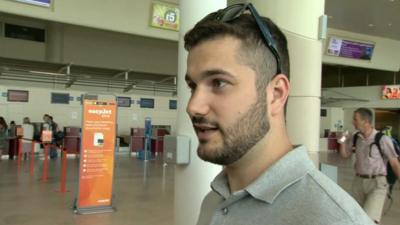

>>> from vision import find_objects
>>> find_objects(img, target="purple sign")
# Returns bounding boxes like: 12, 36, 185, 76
15, 0, 51, 7
327, 37, 374, 60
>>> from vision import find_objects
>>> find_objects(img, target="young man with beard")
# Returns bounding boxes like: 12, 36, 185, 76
184, 3, 374, 225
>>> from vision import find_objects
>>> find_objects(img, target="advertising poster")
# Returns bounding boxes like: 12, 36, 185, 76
14, 0, 51, 7
150, 2, 179, 31
76, 100, 116, 212
382, 85, 400, 100
327, 37, 374, 60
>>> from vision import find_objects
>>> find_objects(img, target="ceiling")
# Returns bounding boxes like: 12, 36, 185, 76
325, 0, 400, 40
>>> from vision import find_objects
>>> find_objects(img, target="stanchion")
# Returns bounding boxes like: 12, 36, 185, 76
57, 148, 69, 192
29, 141, 35, 176
41, 144, 49, 182
17, 138, 22, 170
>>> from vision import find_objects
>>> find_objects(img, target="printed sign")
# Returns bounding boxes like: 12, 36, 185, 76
41, 130, 53, 143
327, 37, 374, 60
150, 2, 180, 31
14, 0, 51, 7
382, 85, 400, 99
16, 127, 23, 136
77, 100, 116, 211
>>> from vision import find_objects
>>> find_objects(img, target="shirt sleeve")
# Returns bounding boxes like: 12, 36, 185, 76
380, 136, 398, 160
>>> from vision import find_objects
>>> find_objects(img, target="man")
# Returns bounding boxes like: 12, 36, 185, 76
21, 117, 34, 160
184, 3, 374, 225
338, 108, 400, 224
42, 114, 59, 159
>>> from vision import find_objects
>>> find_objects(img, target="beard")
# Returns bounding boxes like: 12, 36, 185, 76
195, 91, 270, 165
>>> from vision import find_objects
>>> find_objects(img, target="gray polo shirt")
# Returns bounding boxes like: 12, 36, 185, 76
196, 146, 374, 225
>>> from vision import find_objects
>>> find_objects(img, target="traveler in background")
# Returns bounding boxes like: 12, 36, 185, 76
42, 114, 59, 159
184, 3, 374, 225
0, 117, 8, 160
338, 108, 400, 224
8, 120, 16, 160
21, 117, 34, 160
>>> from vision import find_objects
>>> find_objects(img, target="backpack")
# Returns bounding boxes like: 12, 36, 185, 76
352, 131, 400, 196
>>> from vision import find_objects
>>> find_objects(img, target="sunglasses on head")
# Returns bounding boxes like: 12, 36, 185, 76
214, 3, 282, 75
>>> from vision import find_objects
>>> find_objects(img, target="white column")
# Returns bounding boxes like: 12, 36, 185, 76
175, 1, 226, 225
251, 0, 325, 157
46, 22, 64, 63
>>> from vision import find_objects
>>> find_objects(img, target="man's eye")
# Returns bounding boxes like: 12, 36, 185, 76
212, 79, 227, 88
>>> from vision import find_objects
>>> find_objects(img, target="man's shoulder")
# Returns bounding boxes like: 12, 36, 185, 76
296, 170, 374, 224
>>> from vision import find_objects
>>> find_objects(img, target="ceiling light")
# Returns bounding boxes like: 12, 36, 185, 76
29, 70, 65, 76
388, 23, 392, 26
368, 23, 375, 27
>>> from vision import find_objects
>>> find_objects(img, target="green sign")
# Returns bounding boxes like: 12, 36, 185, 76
150, 2, 180, 31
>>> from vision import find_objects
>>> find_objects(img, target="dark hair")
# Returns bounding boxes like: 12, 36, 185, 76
355, 108, 373, 124
0, 117, 7, 129
184, 12, 290, 91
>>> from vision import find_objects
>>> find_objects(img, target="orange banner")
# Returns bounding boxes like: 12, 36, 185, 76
77, 100, 117, 209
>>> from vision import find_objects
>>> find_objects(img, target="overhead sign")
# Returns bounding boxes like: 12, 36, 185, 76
326, 36, 374, 60
76, 100, 117, 214
382, 85, 400, 99
14, 0, 51, 7
150, 2, 179, 31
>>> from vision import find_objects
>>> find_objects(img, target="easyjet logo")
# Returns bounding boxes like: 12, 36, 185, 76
88, 109, 112, 115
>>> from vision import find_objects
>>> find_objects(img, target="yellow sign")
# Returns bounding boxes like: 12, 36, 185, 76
150, 2, 180, 31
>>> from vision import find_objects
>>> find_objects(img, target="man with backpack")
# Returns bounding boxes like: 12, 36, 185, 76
338, 108, 400, 224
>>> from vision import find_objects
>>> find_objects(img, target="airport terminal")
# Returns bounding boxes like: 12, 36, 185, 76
0, 0, 399, 225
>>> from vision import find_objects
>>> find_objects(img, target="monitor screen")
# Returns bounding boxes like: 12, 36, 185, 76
382, 85, 400, 100
117, 97, 131, 107
140, 98, 154, 108
51, 93, 70, 104
14, 0, 51, 7
7, 90, 29, 102
169, 100, 177, 110
326, 37, 374, 60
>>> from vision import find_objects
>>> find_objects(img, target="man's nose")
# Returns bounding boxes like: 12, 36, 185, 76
186, 89, 210, 118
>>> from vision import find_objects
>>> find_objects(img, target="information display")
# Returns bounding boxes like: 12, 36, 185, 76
117, 96, 131, 107
7, 90, 29, 102
382, 85, 400, 99
14, 0, 51, 7
169, 100, 177, 110
326, 36, 374, 60
140, 98, 154, 108
150, 2, 179, 31
76, 100, 116, 212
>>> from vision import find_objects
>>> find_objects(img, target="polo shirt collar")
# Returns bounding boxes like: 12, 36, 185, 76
210, 146, 314, 204
356, 128, 378, 141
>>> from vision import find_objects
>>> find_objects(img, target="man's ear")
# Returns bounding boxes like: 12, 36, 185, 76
268, 74, 290, 116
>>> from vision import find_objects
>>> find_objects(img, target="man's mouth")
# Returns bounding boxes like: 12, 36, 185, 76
193, 124, 219, 139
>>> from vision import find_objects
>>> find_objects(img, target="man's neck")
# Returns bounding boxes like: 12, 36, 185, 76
224, 129, 292, 193
360, 126, 374, 138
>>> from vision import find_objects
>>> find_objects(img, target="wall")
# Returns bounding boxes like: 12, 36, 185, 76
322, 86, 400, 108
0, 0, 179, 41
0, 13, 178, 75
62, 24, 178, 75
0, 83, 178, 136
323, 28, 400, 72
320, 107, 344, 137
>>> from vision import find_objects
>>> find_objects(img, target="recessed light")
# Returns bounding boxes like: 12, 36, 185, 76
388, 23, 392, 26
368, 23, 375, 27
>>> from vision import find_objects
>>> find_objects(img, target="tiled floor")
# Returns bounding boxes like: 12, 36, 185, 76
0, 153, 174, 225
0, 152, 399, 225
